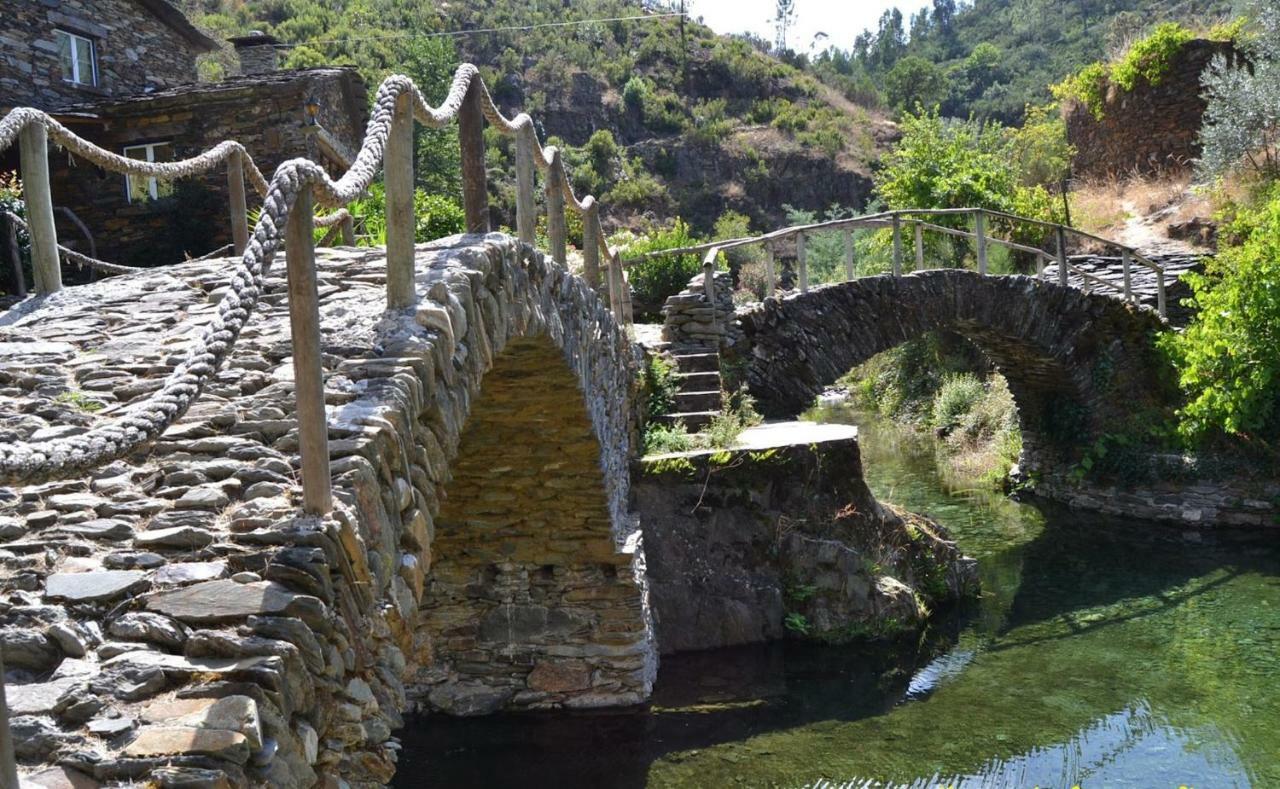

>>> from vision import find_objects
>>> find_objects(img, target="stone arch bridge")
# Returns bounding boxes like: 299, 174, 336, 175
731, 269, 1174, 471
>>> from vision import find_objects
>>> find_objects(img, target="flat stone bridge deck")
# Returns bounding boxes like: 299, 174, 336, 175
0, 235, 652, 787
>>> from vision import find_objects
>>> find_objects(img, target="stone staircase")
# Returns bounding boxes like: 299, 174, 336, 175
657, 348, 722, 432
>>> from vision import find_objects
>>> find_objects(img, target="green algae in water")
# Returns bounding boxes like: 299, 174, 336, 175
393, 406, 1280, 788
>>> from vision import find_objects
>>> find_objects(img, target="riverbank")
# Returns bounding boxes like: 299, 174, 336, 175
392, 406, 1280, 787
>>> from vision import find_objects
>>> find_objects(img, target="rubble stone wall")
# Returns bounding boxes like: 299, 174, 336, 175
0, 234, 654, 787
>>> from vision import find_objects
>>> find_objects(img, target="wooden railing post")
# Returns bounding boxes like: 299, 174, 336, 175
607, 251, 624, 322
621, 265, 634, 324
0, 651, 17, 789
227, 149, 249, 256
459, 77, 489, 233
974, 209, 988, 276
339, 213, 356, 246
514, 128, 536, 245
19, 121, 60, 294
913, 221, 924, 271
582, 204, 601, 288
764, 244, 776, 297
843, 228, 854, 281
285, 186, 332, 516
385, 91, 416, 309
797, 232, 808, 293
5, 215, 25, 298
891, 214, 903, 276
1036, 253, 1045, 280
702, 250, 717, 329
545, 150, 567, 266
1056, 226, 1069, 287
1155, 267, 1167, 318
1121, 248, 1133, 302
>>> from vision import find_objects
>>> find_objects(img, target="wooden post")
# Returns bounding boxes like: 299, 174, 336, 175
459, 78, 489, 233
974, 209, 988, 276
385, 92, 415, 310
0, 650, 16, 789
5, 215, 24, 298
621, 265, 634, 325
285, 187, 332, 516
797, 232, 808, 293
1036, 253, 1045, 280
1056, 226, 1069, 287
1156, 267, 1167, 318
582, 206, 601, 289
764, 244, 776, 297
607, 252, 624, 322
340, 212, 356, 246
19, 122, 59, 294
891, 214, 903, 276
913, 221, 924, 271
545, 151, 567, 266
227, 149, 249, 256
702, 252, 716, 308
515, 128, 536, 244
843, 228, 854, 281
1121, 248, 1133, 302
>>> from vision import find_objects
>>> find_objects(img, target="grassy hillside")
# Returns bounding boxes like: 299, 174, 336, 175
181, 0, 895, 236
813, 0, 1236, 125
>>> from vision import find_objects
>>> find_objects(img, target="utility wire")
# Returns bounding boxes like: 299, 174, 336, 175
300, 12, 687, 47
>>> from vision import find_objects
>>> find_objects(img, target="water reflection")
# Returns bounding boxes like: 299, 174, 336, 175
393, 407, 1280, 788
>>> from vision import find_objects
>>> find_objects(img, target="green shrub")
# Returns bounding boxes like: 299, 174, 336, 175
644, 423, 695, 455
615, 218, 704, 308
1051, 62, 1109, 120
622, 75, 649, 111
1111, 22, 1194, 92
1159, 184, 1280, 449
931, 373, 986, 433
414, 191, 466, 240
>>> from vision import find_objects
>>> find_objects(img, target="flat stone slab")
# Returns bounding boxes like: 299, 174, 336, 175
45, 570, 147, 602
645, 420, 858, 460
145, 579, 325, 625
124, 726, 249, 764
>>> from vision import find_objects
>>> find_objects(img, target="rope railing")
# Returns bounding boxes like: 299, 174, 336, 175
625, 207, 1168, 319
0, 64, 635, 512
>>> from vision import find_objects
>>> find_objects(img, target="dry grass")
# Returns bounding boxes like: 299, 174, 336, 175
1069, 173, 1212, 251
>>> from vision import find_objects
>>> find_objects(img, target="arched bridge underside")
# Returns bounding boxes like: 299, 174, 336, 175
734, 270, 1173, 471
0, 235, 653, 786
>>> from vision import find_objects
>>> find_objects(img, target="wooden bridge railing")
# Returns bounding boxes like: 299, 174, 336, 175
629, 207, 1168, 320
0, 64, 637, 524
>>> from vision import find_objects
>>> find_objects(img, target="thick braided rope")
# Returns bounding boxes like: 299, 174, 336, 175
2, 210, 139, 275
0, 108, 271, 196
0, 68, 616, 483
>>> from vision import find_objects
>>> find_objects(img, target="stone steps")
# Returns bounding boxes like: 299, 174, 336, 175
656, 349, 724, 433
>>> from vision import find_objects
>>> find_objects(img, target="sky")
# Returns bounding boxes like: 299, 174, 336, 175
689, 0, 933, 53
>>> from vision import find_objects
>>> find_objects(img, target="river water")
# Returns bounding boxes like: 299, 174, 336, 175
393, 406, 1280, 788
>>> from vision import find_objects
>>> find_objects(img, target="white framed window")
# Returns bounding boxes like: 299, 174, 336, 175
56, 29, 97, 87
123, 142, 175, 204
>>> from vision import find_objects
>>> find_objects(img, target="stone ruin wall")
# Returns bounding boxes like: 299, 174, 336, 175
1064, 40, 1240, 180
0, 235, 655, 787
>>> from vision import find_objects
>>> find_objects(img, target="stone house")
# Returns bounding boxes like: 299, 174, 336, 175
0, 1, 367, 268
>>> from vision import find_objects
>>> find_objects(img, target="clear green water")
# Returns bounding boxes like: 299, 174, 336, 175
394, 407, 1280, 788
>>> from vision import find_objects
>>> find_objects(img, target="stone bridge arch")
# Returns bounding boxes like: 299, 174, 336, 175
0, 233, 654, 787
732, 270, 1173, 470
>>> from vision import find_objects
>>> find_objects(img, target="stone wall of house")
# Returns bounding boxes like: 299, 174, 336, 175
0, 234, 654, 787
0, 0, 205, 111
46, 68, 367, 267
636, 423, 978, 653
1064, 40, 1241, 179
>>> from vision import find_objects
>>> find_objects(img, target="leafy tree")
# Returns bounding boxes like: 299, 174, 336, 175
885, 56, 949, 113
1159, 184, 1280, 451
1198, 0, 1280, 179
774, 0, 798, 54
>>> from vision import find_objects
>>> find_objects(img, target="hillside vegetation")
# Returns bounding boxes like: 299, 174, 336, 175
813, 0, 1234, 124
182, 0, 895, 236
